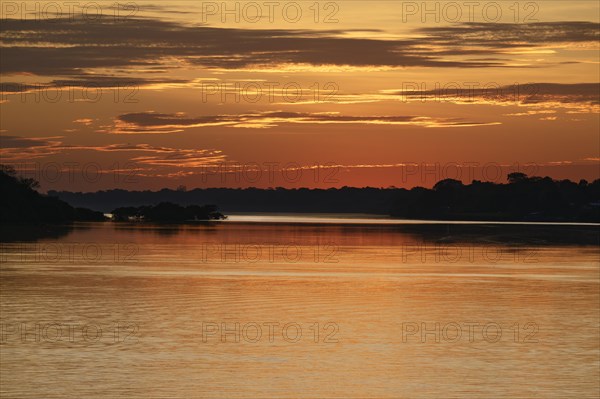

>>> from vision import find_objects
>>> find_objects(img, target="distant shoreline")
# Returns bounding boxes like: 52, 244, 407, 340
3, 218, 598, 246
49, 174, 600, 223
78, 213, 600, 227
221, 214, 600, 227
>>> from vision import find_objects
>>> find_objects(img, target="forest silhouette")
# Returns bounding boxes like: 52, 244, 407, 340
54, 172, 600, 222
0, 165, 104, 223
2, 165, 599, 223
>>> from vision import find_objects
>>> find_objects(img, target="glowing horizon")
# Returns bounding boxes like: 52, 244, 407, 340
1, 1, 599, 191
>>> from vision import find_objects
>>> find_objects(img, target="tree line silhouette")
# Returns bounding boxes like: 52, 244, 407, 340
3, 164, 599, 223
1, 165, 228, 223
111, 203, 226, 222
51, 173, 600, 222
0, 165, 105, 223
390, 173, 599, 221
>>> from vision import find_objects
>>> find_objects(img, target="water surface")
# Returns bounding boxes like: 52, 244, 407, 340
1, 221, 598, 398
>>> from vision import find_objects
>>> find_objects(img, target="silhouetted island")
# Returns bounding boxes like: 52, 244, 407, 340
0, 165, 226, 224
111, 203, 226, 222
0, 165, 105, 223
49, 172, 600, 223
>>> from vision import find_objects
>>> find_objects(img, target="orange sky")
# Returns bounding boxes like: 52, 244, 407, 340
1, 1, 599, 191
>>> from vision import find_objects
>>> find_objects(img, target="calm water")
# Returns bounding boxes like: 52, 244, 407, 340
1, 220, 599, 398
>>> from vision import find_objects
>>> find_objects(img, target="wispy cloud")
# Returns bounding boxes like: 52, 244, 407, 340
0, 136, 226, 167
2, 18, 597, 80
0, 136, 64, 161
393, 83, 600, 113
110, 110, 500, 133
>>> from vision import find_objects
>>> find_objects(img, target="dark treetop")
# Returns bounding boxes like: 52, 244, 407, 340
49, 172, 600, 223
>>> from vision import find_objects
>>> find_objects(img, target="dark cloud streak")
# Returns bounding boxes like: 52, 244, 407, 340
112, 110, 499, 133
2, 18, 597, 78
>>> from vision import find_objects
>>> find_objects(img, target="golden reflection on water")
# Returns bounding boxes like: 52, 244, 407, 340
1, 222, 599, 398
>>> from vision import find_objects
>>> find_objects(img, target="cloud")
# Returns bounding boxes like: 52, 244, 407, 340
0, 136, 226, 167
394, 83, 600, 113
2, 18, 597, 79
0, 135, 64, 161
73, 118, 95, 126
0, 76, 189, 102
417, 22, 599, 48
110, 110, 500, 133
1, 135, 62, 148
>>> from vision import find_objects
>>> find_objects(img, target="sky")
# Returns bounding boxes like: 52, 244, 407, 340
1, 0, 599, 191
